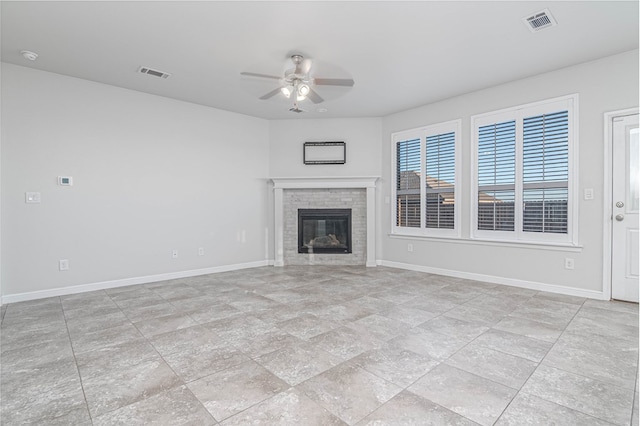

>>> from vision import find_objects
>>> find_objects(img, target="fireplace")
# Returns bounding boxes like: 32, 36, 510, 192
271, 177, 378, 267
298, 209, 352, 254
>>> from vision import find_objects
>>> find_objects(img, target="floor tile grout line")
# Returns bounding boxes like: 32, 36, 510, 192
504, 297, 636, 425
87, 289, 178, 420
498, 296, 579, 402
80, 288, 147, 421
631, 367, 639, 426
290, 359, 385, 425
353, 276, 635, 424
106, 274, 544, 422
60, 295, 96, 425
80, 290, 213, 423
389, 289, 559, 425
3, 267, 637, 425
337, 286, 520, 424
498, 390, 621, 426
435, 323, 540, 426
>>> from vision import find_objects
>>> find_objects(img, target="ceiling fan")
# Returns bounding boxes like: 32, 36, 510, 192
241, 55, 354, 113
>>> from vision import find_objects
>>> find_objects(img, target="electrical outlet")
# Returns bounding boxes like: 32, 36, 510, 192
584, 188, 594, 200
172, 250, 178, 259
198, 247, 205, 256
407, 243, 413, 252
59, 259, 69, 271
564, 258, 575, 270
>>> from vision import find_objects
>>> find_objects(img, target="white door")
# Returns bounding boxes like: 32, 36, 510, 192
611, 113, 639, 302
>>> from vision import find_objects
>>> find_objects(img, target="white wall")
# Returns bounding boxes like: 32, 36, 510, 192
267, 118, 382, 261
3, 50, 637, 302
380, 50, 639, 297
269, 118, 382, 178
1, 64, 270, 301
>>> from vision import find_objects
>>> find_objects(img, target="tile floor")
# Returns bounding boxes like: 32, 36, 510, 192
1, 266, 638, 425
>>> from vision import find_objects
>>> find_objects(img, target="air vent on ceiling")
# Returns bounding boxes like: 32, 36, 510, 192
522, 9, 557, 33
137, 66, 171, 79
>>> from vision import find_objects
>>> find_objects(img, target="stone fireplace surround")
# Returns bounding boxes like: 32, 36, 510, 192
271, 177, 378, 267
288, 191, 362, 264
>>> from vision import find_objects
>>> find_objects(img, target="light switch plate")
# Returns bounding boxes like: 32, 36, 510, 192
25, 192, 41, 203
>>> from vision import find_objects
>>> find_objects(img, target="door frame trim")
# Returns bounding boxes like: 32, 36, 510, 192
602, 107, 639, 300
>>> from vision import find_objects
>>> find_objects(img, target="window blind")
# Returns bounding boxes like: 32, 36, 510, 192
396, 138, 421, 227
477, 120, 516, 231
426, 132, 455, 229
522, 110, 569, 233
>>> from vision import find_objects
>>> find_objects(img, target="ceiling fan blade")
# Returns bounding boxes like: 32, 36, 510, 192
259, 87, 282, 100
314, 78, 355, 87
307, 88, 324, 104
241, 72, 281, 80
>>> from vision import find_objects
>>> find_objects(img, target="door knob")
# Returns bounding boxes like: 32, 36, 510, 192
616, 201, 624, 208
615, 214, 625, 221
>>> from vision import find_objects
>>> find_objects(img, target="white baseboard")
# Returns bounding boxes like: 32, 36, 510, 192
2, 259, 606, 304
379, 260, 605, 300
1, 260, 270, 304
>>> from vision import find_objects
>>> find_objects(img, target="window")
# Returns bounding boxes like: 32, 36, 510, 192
396, 138, 421, 228
477, 120, 516, 231
426, 132, 456, 230
471, 95, 577, 244
392, 120, 461, 237
522, 111, 569, 233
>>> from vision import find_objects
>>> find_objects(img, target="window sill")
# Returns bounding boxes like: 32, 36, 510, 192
388, 233, 583, 252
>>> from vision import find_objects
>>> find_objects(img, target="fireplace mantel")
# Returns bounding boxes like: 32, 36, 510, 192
271, 176, 379, 190
270, 177, 379, 267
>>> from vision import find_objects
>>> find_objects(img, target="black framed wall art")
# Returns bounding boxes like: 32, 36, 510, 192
303, 141, 346, 165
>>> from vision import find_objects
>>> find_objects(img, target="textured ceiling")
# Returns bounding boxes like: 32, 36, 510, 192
2, 1, 638, 119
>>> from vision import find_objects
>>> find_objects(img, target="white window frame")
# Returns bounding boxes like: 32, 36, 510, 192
470, 94, 579, 245
391, 119, 461, 238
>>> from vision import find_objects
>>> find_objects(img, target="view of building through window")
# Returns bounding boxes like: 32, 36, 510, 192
396, 138, 421, 228
426, 132, 455, 229
393, 96, 573, 243
477, 111, 569, 234
395, 126, 458, 233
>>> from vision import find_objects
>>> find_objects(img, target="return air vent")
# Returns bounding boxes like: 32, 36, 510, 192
522, 9, 557, 33
137, 66, 171, 79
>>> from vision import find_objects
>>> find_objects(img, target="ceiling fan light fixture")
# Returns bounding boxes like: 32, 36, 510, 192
298, 84, 310, 97
241, 53, 354, 112
296, 83, 310, 101
281, 86, 292, 98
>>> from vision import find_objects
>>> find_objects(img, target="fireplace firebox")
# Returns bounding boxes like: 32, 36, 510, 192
298, 209, 352, 254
